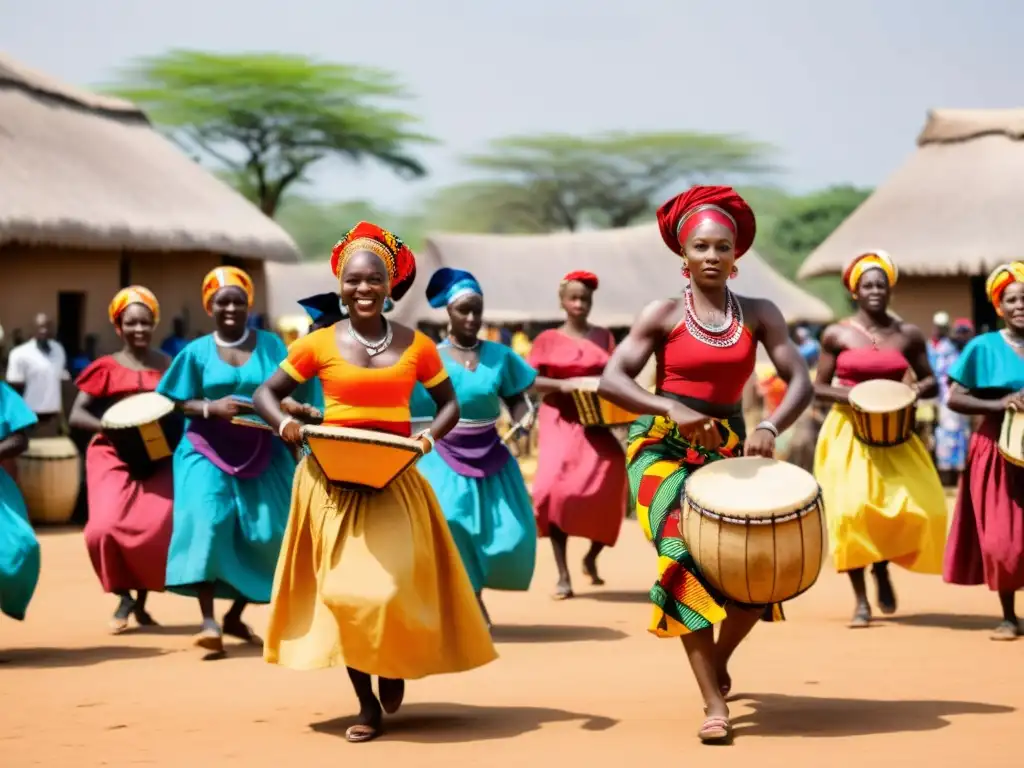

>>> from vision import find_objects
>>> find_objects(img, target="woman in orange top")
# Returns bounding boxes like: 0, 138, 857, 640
254, 222, 495, 744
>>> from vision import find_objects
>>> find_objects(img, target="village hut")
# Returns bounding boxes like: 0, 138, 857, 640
0, 54, 300, 356
797, 108, 1024, 332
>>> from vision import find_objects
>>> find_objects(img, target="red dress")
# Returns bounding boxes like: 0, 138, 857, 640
76, 356, 174, 593
528, 329, 627, 546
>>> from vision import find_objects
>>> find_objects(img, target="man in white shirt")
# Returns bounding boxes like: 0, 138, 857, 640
5, 313, 70, 436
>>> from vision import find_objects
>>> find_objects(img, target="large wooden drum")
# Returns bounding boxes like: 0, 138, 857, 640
997, 409, 1024, 467
101, 392, 184, 478
569, 377, 639, 428
15, 436, 81, 524
847, 379, 916, 447
303, 425, 424, 491
681, 456, 826, 605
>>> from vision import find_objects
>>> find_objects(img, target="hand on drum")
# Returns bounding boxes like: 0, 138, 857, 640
279, 419, 304, 445
744, 427, 776, 458
207, 397, 244, 421
666, 403, 723, 451
1003, 391, 1024, 411
282, 399, 322, 423
413, 430, 434, 455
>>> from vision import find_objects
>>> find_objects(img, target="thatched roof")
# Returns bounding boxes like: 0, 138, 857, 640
798, 108, 1024, 279
267, 224, 833, 326
0, 54, 300, 261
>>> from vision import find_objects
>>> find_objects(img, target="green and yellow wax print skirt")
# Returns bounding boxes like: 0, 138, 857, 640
626, 414, 785, 637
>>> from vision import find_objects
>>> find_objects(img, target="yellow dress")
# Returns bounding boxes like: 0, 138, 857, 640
263, 328, 497, 678
813, 348, 947, 574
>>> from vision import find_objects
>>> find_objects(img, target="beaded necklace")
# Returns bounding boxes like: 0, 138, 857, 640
683, 286, 744, 348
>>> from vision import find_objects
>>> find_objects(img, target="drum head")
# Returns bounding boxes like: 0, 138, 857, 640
848, 379, 915, 413
684, 456, 820, 521
572, 377, 601, 393
23, 436, 79, 459
302, 423, 420, 449
101, 392, 175, 427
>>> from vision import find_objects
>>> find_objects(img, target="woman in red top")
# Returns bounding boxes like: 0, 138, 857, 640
598, 186, 812, 744
529, 271, 628, 599
69, 287, 174, 633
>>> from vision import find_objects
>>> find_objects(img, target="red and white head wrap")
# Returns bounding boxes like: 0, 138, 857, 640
656, 185, 756, 258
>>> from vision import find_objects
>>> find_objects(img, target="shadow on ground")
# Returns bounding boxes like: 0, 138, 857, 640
490, 623, 627, 643
311, 702, 618, 744
0, 645, 168, 668
879, 613, 1000, 632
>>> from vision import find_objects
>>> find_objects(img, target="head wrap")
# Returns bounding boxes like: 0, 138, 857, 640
560, 270, 599, 291
842, 251, 898, 293
108, 285, 160, 326
201, 267, 254, 314
985, 262, 1024, 314
657, 186, 756, 259
426, 268, 483, 309
953, 317, 974, 332
330, 221, 417, 302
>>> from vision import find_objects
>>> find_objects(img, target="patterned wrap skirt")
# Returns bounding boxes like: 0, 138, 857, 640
626, 412, 783, 637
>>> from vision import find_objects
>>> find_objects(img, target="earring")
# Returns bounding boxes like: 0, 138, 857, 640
682, 267, 691, 279
730, 267, 739, 279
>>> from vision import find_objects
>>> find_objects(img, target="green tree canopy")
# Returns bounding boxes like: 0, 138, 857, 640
109, 50, 434, 217
428, 132, 774, 234
275, 197, 426, 259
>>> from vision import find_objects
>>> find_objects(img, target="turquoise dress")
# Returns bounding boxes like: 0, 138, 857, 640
410, 340, 537, 592
157, 332, 322, 603
0, 382, 40, 620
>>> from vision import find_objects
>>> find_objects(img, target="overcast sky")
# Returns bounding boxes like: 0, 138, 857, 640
4, 0, 1018, 210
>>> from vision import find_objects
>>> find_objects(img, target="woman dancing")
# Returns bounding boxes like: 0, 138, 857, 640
157, 267, 321, 655
813, 251, 946, 627
529, 270, 628, 598
598, 185, 812, 743
0, 382, 40, 625
944, 263, 1024, 640
255, 223, 495, 744
410, 267, 538, 625
69, 287, 173, 633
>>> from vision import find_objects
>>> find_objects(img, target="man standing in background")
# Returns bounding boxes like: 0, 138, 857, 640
5, 313, 69, 437
795, 326, 820, 367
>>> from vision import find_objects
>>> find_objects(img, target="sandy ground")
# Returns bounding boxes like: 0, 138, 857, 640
2, 505, 1020, 768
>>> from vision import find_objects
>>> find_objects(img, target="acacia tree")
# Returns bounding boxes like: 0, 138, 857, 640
110, 50, 433, 217
433, 132, 774, 233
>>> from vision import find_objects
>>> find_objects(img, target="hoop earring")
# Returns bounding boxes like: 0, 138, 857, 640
730, 267, 738, 279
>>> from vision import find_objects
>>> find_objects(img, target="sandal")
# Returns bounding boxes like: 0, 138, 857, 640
108, 616, 131, 635
345, 722, 381, 743
698, 715, 732, 744
848, 604, 871, 629
990, 620, 1020, 641
194, 625, 224, 653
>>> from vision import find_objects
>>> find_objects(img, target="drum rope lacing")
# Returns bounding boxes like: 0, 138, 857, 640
348, 319, 393, 357
684, 287, 743, 348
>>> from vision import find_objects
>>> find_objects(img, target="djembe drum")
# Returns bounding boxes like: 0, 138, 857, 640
997, 408, 1024, 467
101, 392, 184, 478
303, 424, 424, 490
847, 379, 917, 447
16, 436, 81, 524
681, 456, 826, 605
569, 377, 639, 428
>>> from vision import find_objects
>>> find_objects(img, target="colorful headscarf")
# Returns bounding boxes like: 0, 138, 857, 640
560, 270, 599, 291
330, 221, 417, 302
657, 186, 757, 259
201, 267, 254, 314
842, 251, 898, 294
108, 285, 160, 326
426, 267, 483, 309
985, 261, 1024, 314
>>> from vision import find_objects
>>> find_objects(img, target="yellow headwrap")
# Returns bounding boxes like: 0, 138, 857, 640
842, 250, 898, 294
201, 267, 254, 314
108, 286, 160, 326
985, 261, 1024, 315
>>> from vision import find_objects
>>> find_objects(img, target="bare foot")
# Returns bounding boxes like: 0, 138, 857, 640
552, 580, 574, 600
222, 616, 263, 646
194, 621, 224, 653
849, 601, 871, 629
582, 555, 605, 586
378, 677, 405, 714
109, 595, 136, 635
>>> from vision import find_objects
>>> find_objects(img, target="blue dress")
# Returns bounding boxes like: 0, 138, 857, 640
156, 332, 321, 603
0, 382, 41, 620
410, 340, 537, 592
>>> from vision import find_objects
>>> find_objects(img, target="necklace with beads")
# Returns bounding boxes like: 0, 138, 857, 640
214, 328, 251, 348
684, 286, 744, 348
1002, 328, 1024, 349
442, 336, 480, 368
348, 319, 393, 357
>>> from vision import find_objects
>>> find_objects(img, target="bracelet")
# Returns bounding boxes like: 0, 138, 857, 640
202, 400, 210, 419
419, 430, 435, 449
755, 420, 779, 438
278, 416, 296, 437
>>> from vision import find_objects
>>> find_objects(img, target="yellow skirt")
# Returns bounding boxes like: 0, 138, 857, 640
263, 456, 497, 678
814, 405, 947, 574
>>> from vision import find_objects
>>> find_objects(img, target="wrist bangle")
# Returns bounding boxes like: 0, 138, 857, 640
419, 430, 435, 450
202, 400, 210, 419
755, 420, 779, 438
279, 416, 296, 437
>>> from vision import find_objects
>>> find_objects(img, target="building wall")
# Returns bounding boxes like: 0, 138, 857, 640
0, 245, 269, 356
889, 276, 978, 332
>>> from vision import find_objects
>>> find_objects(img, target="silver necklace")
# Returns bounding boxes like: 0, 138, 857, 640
1002, 329, 1024, 349
214, 328, 250, 348
446, 336, 480, 352
348, 319, 393, 357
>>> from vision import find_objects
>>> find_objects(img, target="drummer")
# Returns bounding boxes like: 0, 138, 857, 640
156, 267, 322, 656
68, 287, 174, 633
254, 222, 495, 744
0, 381, 41, 625
812, 251, 947, 627
598, 185, 813, 743
943, 263, 1024, 640
529, 270, 627, 599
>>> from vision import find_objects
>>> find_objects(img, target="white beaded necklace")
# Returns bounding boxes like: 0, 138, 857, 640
213, 328, 250, 348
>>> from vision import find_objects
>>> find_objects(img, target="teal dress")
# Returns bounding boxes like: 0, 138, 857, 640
0, 382, 40, 620
410, 341, 537, 592
156, 332, 322, 603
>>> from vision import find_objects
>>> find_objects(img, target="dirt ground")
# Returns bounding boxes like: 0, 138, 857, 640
2, 510, 1020, 768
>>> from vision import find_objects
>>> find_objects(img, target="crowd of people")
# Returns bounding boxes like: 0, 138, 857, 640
0, 186, 1022, 748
